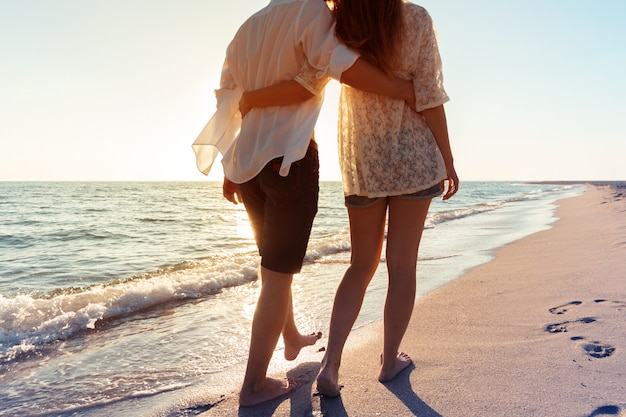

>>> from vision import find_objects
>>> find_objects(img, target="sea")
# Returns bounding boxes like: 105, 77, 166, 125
0, 181, 588, 416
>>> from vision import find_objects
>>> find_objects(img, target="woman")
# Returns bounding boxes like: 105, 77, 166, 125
240, 0, 458, 397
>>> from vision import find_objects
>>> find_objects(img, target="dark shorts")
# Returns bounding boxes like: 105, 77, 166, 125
345, 183, 442, 208
238, 143, 319, 274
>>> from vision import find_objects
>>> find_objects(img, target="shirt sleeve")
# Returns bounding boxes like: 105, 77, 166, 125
191, 58, 243, 175
219, 48, 238, 91
296, 0, 359, 81
294, 60, 330, 96
411, 8, 450, 112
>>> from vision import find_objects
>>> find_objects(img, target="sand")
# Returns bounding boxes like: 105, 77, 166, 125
202, 184, 626, 417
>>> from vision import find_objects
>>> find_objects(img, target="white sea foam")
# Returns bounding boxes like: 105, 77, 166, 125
0, 252, 261, 362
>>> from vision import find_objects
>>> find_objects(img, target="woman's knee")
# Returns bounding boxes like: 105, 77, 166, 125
346, 260, 379, 283
385, 260, 417, 281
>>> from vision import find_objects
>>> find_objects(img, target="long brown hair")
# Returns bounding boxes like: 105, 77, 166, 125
333, 0, 403, 74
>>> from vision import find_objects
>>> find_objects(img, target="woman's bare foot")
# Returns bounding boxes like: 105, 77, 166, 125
378, 351, 412, 382
284, 331, 322, 361
316, 363, 341, 398
239, 377, 296, 407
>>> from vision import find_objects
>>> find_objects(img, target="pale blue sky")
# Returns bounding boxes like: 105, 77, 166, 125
1, 0, 624, 181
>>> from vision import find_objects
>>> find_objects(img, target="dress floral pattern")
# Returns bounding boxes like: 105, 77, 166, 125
338, 3, 449, 198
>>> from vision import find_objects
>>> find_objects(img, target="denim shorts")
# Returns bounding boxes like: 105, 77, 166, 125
345, 183, 442, 208
238, 142, 319, 274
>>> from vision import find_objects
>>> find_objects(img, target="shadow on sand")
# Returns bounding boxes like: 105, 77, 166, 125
381, 363, 443, 417
235, 362, 443, 416
237, 362, 321, 417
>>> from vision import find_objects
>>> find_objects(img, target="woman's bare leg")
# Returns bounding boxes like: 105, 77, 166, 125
316, 199, 387, 396
379, 198, 431, 382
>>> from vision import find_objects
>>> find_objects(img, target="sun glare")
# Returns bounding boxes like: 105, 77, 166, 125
235, 207, 255, 240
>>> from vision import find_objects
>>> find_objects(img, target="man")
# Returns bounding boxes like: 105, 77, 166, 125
192, 0, 414, 407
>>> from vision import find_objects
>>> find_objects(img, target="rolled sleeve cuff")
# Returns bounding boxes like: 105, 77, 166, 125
412, 79, 450, 112
326, 44, 359, 81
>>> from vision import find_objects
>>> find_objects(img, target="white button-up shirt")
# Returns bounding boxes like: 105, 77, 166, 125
192, 0, 358, 183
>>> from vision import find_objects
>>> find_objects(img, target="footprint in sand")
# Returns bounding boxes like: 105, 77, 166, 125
594, 299, 626, 311
546, 299, 626, 333
546, 300, 620, 360
548, 299, 626, 316
545, 317, 596, 333
570, 336, 616, 359
549, 300, 582, 315
587, 404, 622, 416
581, 341, 616, 358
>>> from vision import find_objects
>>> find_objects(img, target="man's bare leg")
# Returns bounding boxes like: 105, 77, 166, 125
282, 289, 322, 361
239, 267, 296, 407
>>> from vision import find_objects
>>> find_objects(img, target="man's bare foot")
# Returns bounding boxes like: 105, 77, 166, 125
239, 377, 296, 407
316, 364, 341, 398
284, 331, 322, 361
378, 352, 412, 382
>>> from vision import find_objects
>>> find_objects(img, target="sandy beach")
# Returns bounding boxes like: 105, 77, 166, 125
202, 184, 626, 417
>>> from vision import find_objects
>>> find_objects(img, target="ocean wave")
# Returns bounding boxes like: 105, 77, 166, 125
0, 234, 32, 249
23, 381, 191, 417
305, 228, 351, 261
0, 223, 391, 363
137, 217, 178, 223
426, 202, 502, 228
426, 186, 561, 228
44, 229, 114, 241
0, 253, 260, 364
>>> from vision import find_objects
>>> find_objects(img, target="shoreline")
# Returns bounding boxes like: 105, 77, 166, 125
202, 184, 626, 416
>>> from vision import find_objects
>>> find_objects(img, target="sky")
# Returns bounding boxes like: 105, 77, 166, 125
1, 0, 625, 182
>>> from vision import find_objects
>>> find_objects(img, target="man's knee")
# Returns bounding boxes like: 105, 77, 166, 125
260, 266, 294, 285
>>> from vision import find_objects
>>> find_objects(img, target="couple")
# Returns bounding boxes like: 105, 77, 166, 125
192, 0, 458, 408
